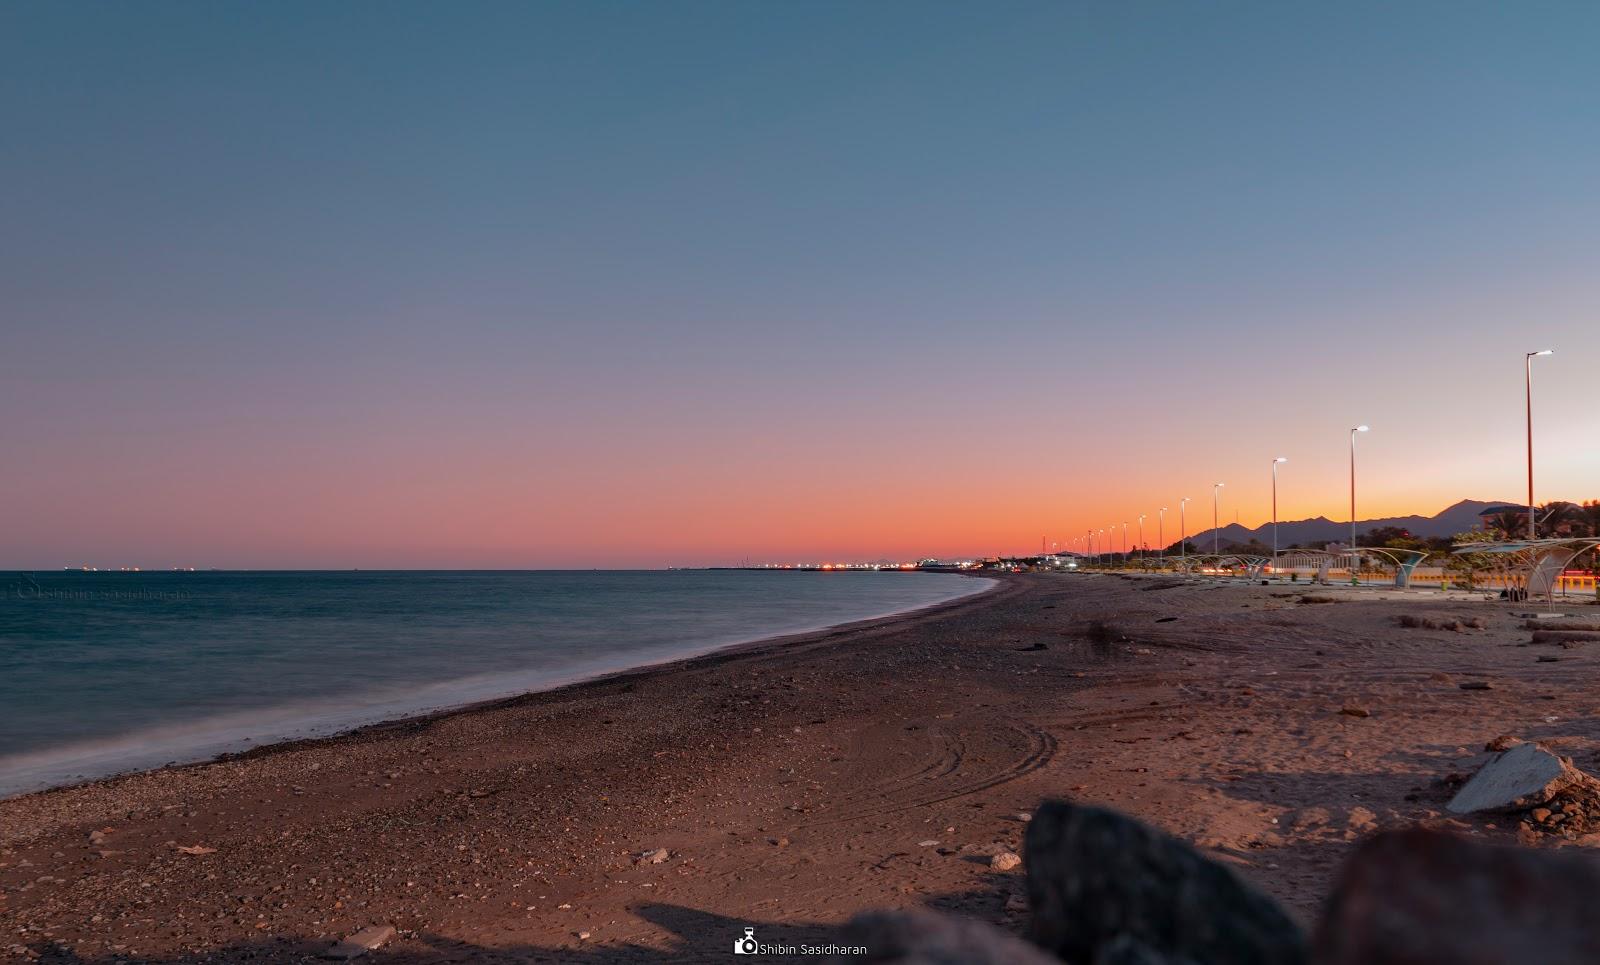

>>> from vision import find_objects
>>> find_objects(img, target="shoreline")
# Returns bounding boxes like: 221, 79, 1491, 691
8, 573, 1597, 962
0, 573, 1002, 803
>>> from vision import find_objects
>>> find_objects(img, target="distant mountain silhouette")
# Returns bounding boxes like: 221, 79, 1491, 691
1179, 499, 1517, 551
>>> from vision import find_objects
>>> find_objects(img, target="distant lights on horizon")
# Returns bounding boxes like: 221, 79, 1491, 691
64, 565, 197, 572
750, 561, 928, 571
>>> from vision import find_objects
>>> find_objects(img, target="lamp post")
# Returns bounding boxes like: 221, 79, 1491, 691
1271, 457, 1288, 561
1138, 514, 1146, 563
1158, 508, 1166, 564
1212, 483, 1225, 556
1121, 522, 1128, 564
1179, 497, 1190, 570
1350, 425, 1369, 582
1527, 350, 1554, 541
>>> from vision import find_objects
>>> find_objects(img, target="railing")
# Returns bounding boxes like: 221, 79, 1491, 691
1269, 566, 1599, 592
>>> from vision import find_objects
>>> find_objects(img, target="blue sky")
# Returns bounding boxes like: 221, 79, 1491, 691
2, 2, 1597, 566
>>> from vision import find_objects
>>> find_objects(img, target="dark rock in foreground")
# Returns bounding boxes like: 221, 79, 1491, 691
1023, 800, 1307, 965
835, 801, 1600, 965
1314, 827, 1600, 965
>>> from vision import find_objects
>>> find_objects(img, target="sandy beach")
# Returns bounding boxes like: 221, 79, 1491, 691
5, 573, 1599, 962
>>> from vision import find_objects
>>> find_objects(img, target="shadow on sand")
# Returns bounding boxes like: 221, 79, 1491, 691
19, 884, 1021, 964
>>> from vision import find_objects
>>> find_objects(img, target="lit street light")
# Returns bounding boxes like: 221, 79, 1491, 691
1158, 507, 1167, 564
1179, 497, 1191, 570
1271, 457, 1288, 561
1350, 425, 1369, 579
1527, 350, 1554, 541
1137, 514, 1146, 564
1212, 482, 1225, 556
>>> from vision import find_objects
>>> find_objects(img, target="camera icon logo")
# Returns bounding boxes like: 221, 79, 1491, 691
733, 926, 759, 954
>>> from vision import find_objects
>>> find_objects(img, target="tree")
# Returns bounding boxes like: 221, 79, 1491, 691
1538, 501, 1586, 538
1486, 508, 1525, 538
1447, 530, 1501, 589
1583, 501, 1600, 538
1361, 526, 1413, 545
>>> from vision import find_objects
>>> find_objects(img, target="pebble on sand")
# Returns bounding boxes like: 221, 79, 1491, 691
991, 851, 1023, 871
322, 925, 396, 960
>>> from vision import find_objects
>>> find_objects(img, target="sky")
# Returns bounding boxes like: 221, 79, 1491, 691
2, 1, 1597, 568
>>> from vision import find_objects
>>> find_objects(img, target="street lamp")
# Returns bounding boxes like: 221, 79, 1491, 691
1179, 497, 1190, 570
1121, 521, 1128, 564
1350, 426, 1369, 579
1158, 508, 1167, 564
1527, 350, 1554, 541
1271, 457, 1288, 561
1212, 483, 1225, 556
1138, 514, 1146, 563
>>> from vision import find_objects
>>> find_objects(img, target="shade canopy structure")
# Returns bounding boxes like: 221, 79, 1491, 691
1351, 547, 1431, 588
1450, 538, 1600, 602
1268, 547, 1431, 587
1175, 554, 1269, 577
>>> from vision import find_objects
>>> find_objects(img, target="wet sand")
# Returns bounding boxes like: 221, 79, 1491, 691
4, 573, 1598, 963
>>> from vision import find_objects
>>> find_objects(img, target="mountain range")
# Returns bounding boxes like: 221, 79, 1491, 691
1176, 499, 1520, 551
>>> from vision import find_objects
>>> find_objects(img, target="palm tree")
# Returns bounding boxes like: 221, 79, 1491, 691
1537, 501, 1585, 538
1581, 500, 1600, 538
1488, 508, 1525, 538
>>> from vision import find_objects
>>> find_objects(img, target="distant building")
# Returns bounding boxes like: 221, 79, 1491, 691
1477, 505, 1524, 530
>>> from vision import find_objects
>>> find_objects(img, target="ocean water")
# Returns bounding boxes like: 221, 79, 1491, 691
0, 569, 990, 797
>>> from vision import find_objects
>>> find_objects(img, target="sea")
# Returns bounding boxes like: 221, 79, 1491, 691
0, 569, 991, 797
